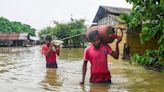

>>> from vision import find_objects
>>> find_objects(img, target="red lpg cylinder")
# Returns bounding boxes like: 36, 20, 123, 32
86, 25, 123, 44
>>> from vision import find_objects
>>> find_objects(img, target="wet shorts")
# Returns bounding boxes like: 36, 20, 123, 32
46, 62, 58, 68
90, 73, 111, 83
103, 79, 111, 84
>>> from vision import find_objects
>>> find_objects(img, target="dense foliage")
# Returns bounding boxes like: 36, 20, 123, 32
39, 19, 86, 46
0, 17, 36, 36
120, 0, 164, 69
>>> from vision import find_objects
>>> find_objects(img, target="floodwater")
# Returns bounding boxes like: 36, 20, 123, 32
0, 46, 164, 92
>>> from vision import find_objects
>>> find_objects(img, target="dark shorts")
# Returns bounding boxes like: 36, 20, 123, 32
90, 73, 111, 84
103, 79, 111, 84
91, 79, 111, 84
46, 62, 58, 68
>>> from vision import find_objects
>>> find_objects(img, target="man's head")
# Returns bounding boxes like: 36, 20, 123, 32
45, 35, 52, 45
87, 30, 101, 49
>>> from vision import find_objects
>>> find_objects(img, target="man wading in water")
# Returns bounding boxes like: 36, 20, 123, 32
80, 29, 122, 84
42, 35, 60, 68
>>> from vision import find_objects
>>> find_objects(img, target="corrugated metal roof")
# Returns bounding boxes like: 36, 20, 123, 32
93, 6, 131, 23
29, 36, 39, 41
0, 32, 19, 40
0, 32, 29, 40
102, 6, 131, 14
19, 33, 28, 40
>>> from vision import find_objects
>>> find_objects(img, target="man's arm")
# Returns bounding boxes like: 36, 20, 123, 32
44, 43, 53, 56
80, 61, 88, 85
55, 45, 60, 56
110, 37, 122, 59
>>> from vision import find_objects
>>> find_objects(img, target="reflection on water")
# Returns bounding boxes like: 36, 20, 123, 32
60, 48, 84, 60
0, 46, 164, 92
40, 69, 62, 91
81, 84, 111, 92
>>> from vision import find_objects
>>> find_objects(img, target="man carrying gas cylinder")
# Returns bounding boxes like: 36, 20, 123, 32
80, 25, 122, 84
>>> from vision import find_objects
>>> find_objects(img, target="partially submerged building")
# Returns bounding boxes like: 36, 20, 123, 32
0, 32, 29, 46
29, 36, 40, 45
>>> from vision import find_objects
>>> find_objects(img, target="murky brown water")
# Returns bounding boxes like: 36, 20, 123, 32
0, 46, 164, 92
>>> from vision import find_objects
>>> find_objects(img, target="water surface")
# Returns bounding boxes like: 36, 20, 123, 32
0, 46, 163, 92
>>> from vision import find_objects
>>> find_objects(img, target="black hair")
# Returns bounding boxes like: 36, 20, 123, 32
107, 27, 115, 35
45, 35, 52, 41
88, 30, 99, 41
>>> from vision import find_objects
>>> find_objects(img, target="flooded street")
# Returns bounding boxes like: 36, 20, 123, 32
0, 46, 164, 92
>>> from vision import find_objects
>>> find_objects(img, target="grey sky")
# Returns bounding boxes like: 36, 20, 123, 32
0, 0, 132, 30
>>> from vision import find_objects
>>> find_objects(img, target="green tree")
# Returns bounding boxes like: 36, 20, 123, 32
0, 17, 36, 36
39, 27, 54, 43
121, 0, 164, 69
39, 19, 86, 46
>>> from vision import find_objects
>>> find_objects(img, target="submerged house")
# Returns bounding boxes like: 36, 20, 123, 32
92, 6, 159, 59
29, 36, 40, 45
0, 32, 29, 46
